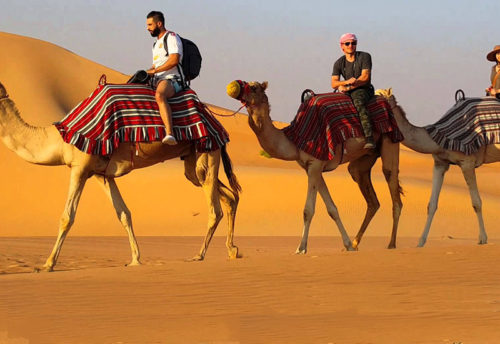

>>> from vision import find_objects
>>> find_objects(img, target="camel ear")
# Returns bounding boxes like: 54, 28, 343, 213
261, 81, 268, 91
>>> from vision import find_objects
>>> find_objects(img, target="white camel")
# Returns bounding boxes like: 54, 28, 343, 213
0, 82, 241, 271
377, 88, 499, 247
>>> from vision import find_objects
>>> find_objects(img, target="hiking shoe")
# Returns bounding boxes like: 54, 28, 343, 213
363, 138, 376, 149
162, 134, 178, 145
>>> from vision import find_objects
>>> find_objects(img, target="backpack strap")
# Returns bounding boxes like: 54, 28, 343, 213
161, 31, 187, 88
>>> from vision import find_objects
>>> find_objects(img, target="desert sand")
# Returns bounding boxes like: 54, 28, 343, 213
0, 32, 500, 343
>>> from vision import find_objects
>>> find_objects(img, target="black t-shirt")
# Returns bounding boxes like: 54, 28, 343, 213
332, 51, 372, 81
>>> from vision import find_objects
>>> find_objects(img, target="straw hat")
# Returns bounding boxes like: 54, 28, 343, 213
486, 45, 500, 62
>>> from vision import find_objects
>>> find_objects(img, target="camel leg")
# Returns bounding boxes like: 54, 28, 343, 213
191, 152, 224, 261
94, 175, 141, 266
218, 181, 239, 259
317, 176, 354, 251
347, 155, 379, 249
37, 167, 88, 272
418, 158, 449, 247
381, 140, 402, 249
460, 164, 488, 245
296, 164, 322, 254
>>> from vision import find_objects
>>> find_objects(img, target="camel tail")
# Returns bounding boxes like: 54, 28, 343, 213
221, 145, 242, 194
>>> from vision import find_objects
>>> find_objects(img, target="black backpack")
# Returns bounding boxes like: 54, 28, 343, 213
163, 31, 202, 84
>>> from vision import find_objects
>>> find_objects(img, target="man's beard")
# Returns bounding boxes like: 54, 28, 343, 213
149, 27, 161, 37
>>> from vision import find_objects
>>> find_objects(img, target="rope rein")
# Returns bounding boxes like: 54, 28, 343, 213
202, 102, 246, 117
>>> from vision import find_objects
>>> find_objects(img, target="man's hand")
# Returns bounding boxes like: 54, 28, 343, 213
338, 85, 351, 93
345, 77, 356, 85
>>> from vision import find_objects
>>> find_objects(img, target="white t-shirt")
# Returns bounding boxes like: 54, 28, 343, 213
152, 31, 183, 80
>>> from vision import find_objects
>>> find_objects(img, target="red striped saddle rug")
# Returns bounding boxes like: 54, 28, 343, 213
424, 97, 500, 155
54, 83, 229, 155
282, 92, 403, 161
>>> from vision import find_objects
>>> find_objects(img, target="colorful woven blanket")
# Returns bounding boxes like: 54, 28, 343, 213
54, 84, 229, 155
424, 97, 500, 155
282, 92, 403, 161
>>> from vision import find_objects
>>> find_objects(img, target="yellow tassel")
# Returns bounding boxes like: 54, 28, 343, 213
260, 150, 272, 158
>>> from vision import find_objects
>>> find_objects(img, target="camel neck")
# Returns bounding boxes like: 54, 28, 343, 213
247, 104, 299, 161
0, 98, 64, 165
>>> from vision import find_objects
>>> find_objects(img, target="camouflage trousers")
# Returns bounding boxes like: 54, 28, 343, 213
348, 87, 374, 139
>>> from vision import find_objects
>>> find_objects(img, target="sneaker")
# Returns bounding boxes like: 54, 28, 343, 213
162, 134, 178, 145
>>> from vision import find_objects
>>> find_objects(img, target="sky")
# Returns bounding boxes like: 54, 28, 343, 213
0, 0, 499, 125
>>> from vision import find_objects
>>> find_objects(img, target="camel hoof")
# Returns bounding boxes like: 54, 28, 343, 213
34, 265, 53, 273
387, 244, 396, 249
350, 240, 359, 251
228, 246, 239, 259
417, 240, 426, 248
295, 248, 307, 255
188, 255, 204, 262
126, 260, 141, 267
478, 240, 488, 245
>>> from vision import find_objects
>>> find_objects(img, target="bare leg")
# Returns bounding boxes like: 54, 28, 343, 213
155, 80, 177, 144
191, 152, 223, 261
460, 164, 488, 245
94, 175, 141, 266
37, 167, 88, 272
317, 176, 354, 251
418, 158, 449, 247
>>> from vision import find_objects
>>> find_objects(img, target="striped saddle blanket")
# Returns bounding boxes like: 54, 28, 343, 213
54, 84, 229, 155
282, 92, 403, 161
425, 97, 500, 155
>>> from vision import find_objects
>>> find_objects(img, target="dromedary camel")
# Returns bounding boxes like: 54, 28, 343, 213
0, 82, 241, 271
227, 80, 403, 252
377, 88, 499, 247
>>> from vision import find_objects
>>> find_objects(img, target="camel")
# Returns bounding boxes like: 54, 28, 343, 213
376, 88, 499, 247
227, 80, 403, 252
0, 82, 241, 271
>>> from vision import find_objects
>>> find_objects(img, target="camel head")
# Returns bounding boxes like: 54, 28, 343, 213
375, 88, 397, 109
226, 80, 269, 107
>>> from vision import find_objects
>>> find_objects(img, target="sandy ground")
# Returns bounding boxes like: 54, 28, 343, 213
1, 32, 500, 343
1, 237, 500, 344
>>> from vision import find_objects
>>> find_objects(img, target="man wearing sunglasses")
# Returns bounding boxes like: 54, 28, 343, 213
331, 33, 375, 149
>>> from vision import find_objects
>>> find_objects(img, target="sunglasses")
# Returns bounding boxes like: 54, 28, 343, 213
343, 41, 357, 47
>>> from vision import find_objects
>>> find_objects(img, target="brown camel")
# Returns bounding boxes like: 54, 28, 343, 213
227, 80, 403, 252
377, 88, 499, 247
0, 82, 241, 271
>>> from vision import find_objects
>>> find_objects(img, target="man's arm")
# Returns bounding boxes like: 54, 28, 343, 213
331, 75, 357, 89
350, 69, 371, 89
147, 53, 180, 75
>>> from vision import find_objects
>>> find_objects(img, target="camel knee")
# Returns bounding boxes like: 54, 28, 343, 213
427, 202, 437, 215
368, 201, 381, 215
118, 209, 132, 226
326, 207, 340, 221
59, 213, 74, 232
303, 208, 315, 223
471, 202, 482, 214
382, 167, 398, 182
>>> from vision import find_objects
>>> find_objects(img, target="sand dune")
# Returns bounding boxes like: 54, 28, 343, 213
1, 32, 500, 343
